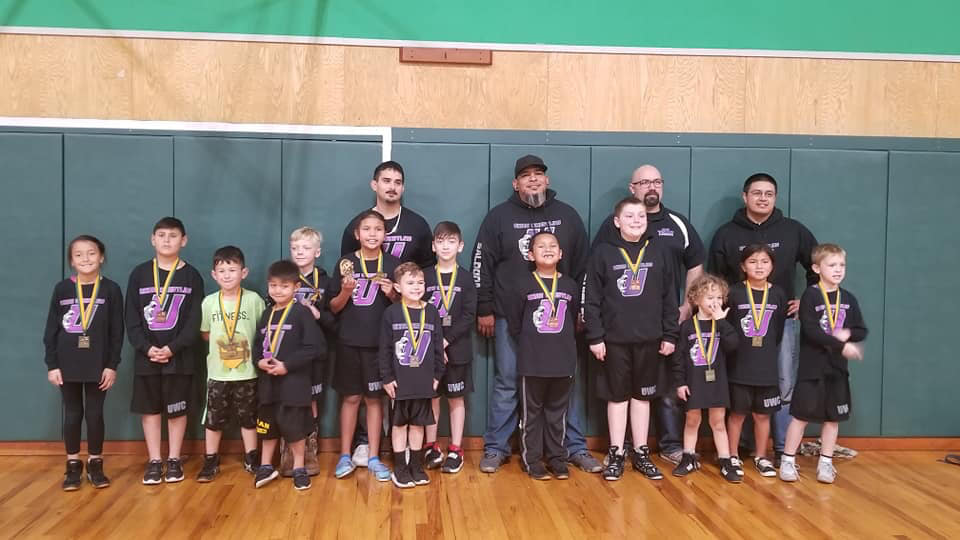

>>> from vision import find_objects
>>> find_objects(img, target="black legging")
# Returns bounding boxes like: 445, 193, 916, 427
61, 382, 106, 455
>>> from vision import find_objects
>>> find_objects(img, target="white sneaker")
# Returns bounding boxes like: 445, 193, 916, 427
816, 461, 837, 484
352, 444, 369, 468
779, 460, 799, 482
729, 456, 746, 476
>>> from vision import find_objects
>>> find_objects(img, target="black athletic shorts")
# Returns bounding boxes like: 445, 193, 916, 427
311, 357, 326, 399
333, 344, 384, 397
391, 398, 435, 427
729, 383, 782, 415
131, 374, 192, 417
256, 403, 312, 442
436, 363, 473, 398
203, 379, 258, 431
596, 342, 663, 402
790, 375, 851, 423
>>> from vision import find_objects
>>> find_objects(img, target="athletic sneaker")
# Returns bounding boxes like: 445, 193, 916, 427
143, 459, 163, 485
569, 451, 603, 473
243, 450, 260, 474
602, 447, 625, 481
631, 445, 663, 480
352, 444, 370, 467
799, 441, 820, 457
672, 453, 701, 477
409, 450, 430, 486
817, 461, 837, 484
754, 457, 777, 477
441, 449, 464, 474
528, 462, 551, 480
165, 458, 184, 483
832, 442, 858, 459
63, 459, 83, 491
779, 460, 799, 482
547, 459, 569, 480
255, 465, 279, 488
87, 458, 110, 489
368, 457, 391, 482
424, 444, 444, 470
729, 456, 746, 476
391, 463, 415, 488
292, 467, 312, 490
196, 454, 220, 483
659, 449, 683, 465
719, 458, 743, 483
479, 452, 508, 473
335, 454, 357, 479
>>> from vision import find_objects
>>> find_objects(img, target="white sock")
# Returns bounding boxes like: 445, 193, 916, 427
819, 455, 833, 466
782, 454, 796, 465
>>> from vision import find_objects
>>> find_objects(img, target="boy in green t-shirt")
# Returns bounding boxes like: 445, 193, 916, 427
196, 246, 267, 482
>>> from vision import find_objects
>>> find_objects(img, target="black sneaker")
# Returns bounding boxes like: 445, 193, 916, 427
631, 445, 664, 480
165, 458, 184, 483
143, 459, 163, 485
62, 459, 83, 491
441, 449, 464, 474
424, 444, 444, 470
243, 450, 259, 474
547, 459, 569, 480
672, 453, 701, 477
86, 458, 110, 489
292, 467, 312, 490
729, 456, 746, 477
528, 462, 551, 481
196, 454, 220, 483
410, 449, 430, 485
391, 465, 416, 488
720, 458, 743, 483
255, 465, 279, 488
602, 446, 625, 481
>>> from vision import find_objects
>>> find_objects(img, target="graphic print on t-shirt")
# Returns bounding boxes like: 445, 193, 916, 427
351, 277, 380, 306
688, 331, 720, 367
514, 221, 559, 257
817, 304, 848, 335
140, 286, 191, 331
531, 296, 570, 334
384, 234, 412, 259
737, 304, 778, 338
427, 289, 458, 318
295, 284, 325, 305
615, 263, 650, 297
260, 323, 292, 357
60, 298, 106, 333
394, 327, 433, 367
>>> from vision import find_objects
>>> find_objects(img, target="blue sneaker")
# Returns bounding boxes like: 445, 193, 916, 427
368, 457, 391, 482
335, 454, 356, 479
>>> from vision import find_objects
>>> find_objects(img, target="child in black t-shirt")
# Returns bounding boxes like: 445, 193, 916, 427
780, 244, 867, 485
329, 210, 399, 482
725, 244, 789, 478
381, 263, 445, 488
672, 274, 740, 483
422, 221, 476, 474
253, 260, 321, 491
504, 231, 579, 481
44, 235, 123, 491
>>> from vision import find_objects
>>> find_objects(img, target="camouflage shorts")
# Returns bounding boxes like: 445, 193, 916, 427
204, 379, 258, 431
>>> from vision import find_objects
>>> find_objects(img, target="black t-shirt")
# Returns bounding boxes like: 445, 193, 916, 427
43, 277, 124, 382
726, 282, 789, 386
125, 260, 204, 375
672, 317, 739, 405
504, 272, 580, 378
329, 251, 401, 348
422, 264, 476, 365
378, 302, 446, 400
254, 302, 320, 406
340, 207, 435, 268
797, 285, 868, 380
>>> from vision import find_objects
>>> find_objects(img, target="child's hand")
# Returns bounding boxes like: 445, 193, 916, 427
258, 358, 274, 371
269, 359, 288, 375
341, 275, 357, 292
659, 341, 675, 356
47, 368, 63, 386
676, 385, 690, 401
712, 305, 730, 320
589, 342, 607, 362
98, 368, 117, 391
384, 381, 397, 399
432, 378, 439, 391
378, 278, 393, 295
841, 342, 863, 361
147, 346, 169, 363
833, 328, 851, 342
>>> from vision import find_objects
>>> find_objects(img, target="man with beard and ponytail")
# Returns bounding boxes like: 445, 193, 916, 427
592, 164, 705, 466
473, 154, 601, 474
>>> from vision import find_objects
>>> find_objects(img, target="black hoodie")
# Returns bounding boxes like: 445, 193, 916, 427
708, 208, 818, 299
583, 232, 679, 346
472, 189, 588, 317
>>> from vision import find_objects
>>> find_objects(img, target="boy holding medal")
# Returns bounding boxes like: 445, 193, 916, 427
503, 231, 580, 480
125, 217, 204, 485
253, 260, 322, 490
422, 222, 476, 474
584, 197, 679, 481
196, 246, 266, 482
380, 263, 445, 488
780, 243, 867, 484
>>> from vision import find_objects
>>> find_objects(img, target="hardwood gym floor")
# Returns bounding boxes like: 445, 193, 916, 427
0, 451, 957, 539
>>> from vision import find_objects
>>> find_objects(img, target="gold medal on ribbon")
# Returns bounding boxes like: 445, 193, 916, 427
532, 271, 560, 327
359, 251, 383, 279
819, 281, 841, 333
745, 281, 769, 348
264, 301, 294, 360
693, 317, 718, 383
218, 289, 248, 368
152, 257, 179, 322
75, 274, 100, 348
436, 266, 457, 325
619, 241, 648, 291
402, 301, 426, 367
299, 268, 320, 304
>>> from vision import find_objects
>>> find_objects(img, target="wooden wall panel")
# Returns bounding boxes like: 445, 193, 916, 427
0, 34, 957, 137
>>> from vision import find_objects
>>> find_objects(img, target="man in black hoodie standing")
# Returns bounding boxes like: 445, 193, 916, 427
473, 154, 601, 474
708, 173, 818, 465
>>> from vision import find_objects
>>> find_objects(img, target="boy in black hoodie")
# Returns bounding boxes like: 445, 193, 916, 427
584, 197, 680, 482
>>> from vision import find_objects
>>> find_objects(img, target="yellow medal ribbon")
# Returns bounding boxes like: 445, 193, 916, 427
299, 268, 320, 302
745, 281, 769, 333
218, 288, 244, 342
75, 274, 101, 334
532, 270, 559, 319
819, 281, 841, 332
401, 301, 427, 353
436, 266, 457, 313
152, 257, 180, 308
266, 301, 294, 355
618, 241, 649, 279
693, 317, 717, 368
358, 251, 383, 279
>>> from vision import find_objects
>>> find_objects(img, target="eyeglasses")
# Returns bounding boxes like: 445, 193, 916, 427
631, 178, 663, 187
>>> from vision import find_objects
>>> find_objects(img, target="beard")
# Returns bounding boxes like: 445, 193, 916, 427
643, 191, 660, 208
523, 190, 547, 208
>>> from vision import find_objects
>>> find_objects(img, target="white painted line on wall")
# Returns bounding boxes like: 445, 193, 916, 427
2, 25, 960, 63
